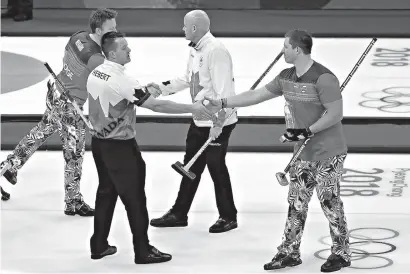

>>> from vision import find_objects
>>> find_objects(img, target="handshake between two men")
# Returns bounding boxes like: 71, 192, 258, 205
201, 97, 314, 143
145, 83, 229, 141
199, 98, 314, 143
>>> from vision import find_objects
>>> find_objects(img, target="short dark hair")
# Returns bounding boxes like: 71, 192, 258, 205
101, 31, 126, 57
285, 29, 313, 54
89, 8, 118, 33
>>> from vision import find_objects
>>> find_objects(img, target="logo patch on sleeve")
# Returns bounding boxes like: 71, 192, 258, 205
75, 40, 84, 51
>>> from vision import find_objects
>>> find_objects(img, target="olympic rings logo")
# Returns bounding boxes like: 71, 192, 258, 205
359, 87, 410, 113
314, 227, 399, 269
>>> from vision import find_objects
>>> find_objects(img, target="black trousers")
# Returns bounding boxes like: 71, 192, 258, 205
171, 122, 238, 220
90, 137, 150, 257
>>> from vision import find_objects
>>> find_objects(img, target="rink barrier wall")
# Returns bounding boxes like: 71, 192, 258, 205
1, 115, 409, 153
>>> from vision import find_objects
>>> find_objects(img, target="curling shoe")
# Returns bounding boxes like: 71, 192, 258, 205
64, 200, 95, 216
91, 245, 117, 260
209, 217, 238, 233
135, 246, 172, 264
320, 254, 351, 272
1, 186, 10, 201
150, 210, 188, 227
264, 252, 302, 270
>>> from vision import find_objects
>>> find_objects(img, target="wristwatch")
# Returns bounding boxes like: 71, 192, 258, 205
306, 127, 313, 137
220, 98, 227, 109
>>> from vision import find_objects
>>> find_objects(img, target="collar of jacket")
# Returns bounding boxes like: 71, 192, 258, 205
188, 31, 213, 51
104, 59, 126, 72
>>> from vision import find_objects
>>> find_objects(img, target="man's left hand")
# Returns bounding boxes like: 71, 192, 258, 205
145, 83, 162, 98
280, 128, 314, 142
203, 97, 222, 114
192, 100, 216, 121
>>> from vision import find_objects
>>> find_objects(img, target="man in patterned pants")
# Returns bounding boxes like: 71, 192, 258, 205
0, 8, 118, 217
204, 29, 351, 272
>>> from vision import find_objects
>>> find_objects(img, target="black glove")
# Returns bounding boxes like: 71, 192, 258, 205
281, 128, 314, 142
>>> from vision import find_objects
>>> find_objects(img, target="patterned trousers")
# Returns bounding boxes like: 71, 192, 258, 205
4, 81, 87, 204
277, 153, 351, 262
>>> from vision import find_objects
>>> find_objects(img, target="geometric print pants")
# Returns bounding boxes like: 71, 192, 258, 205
277, 153, 351, 262
3, 81, 87, 205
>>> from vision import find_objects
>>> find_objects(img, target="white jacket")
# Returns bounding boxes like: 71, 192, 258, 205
159, 32, 238, 127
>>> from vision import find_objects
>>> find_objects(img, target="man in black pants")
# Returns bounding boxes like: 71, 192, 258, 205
86, 31, 215, 263
149, 10, 238, 233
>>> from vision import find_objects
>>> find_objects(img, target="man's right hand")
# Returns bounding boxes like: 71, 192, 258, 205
192, 100, 216, 121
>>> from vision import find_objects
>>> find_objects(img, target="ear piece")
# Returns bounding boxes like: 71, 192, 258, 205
296, 47, 302, 54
